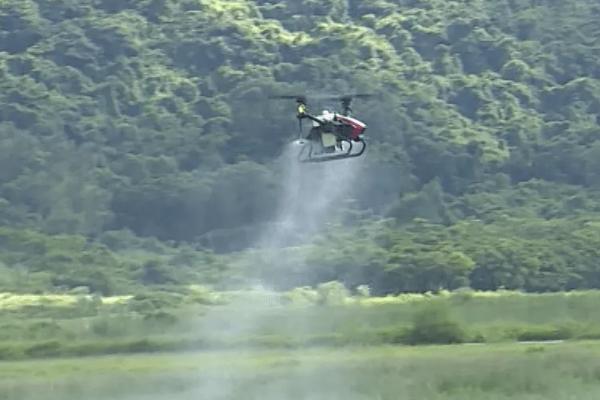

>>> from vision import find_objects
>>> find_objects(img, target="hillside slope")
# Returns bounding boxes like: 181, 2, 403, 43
1, 0, 600, 294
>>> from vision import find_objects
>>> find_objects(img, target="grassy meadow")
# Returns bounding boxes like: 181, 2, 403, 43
3, 289, 600, 399
3, 342, 600, 400
2, 288, 600, 360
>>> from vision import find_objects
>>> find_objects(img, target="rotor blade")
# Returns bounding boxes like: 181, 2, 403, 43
268, 95, 299, 99
309, 93, 376, 101
268, 95, 307, 101
268, 93, 376, 104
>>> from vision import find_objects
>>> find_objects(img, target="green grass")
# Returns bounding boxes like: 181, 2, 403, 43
3, 289, 600, 360
3, 342, 600, 400
3, 290, 600, 398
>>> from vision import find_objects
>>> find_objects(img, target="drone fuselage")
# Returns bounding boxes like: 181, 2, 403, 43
271, 92, 371, 163
308, 111, 366, 142
334, 114, 366, 141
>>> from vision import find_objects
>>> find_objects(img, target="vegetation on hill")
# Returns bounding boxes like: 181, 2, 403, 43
1, 0, 600, 294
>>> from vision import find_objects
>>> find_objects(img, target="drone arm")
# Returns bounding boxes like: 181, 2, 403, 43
297, 112, 323, 125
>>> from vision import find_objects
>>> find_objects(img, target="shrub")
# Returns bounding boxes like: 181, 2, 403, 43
128, 291, 182, 312
373, 325, 410, 344
316, 281, 350, 306
283, 286, 319, 305
514, 325, 573, 342
143, 310, 178, 327
406, 302, 466, 345
24, 340, 62, 358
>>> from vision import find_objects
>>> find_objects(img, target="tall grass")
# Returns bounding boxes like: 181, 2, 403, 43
3, 342, 600, 400
2, 289, 600, 359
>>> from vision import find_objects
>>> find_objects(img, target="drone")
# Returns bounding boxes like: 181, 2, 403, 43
269, 93, 373, 163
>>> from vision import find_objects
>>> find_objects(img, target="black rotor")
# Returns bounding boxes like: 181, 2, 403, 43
269, 92, 374, 115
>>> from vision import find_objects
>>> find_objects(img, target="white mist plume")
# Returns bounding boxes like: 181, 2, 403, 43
196, 142, 364, 337
81, 144, 367, 400
258, 142, 364, 249
180, 144, 365, 400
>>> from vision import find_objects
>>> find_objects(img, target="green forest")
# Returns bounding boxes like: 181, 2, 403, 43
2, 0, 600, 296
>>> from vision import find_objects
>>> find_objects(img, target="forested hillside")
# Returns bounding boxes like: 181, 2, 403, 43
1, 0, 600, 295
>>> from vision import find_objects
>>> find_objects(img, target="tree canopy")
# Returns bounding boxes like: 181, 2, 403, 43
1, 0, 600, 294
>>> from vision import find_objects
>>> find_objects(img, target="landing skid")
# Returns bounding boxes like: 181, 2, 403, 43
296, 138, 366, 163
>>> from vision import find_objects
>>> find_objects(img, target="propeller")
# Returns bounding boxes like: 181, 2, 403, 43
268, 94, 307, 104
304, 93, 375, 102
268, 93, 375, 102
268, 92, 376, 132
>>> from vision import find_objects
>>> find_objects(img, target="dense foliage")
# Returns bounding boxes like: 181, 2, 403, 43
1, 0, 600, 294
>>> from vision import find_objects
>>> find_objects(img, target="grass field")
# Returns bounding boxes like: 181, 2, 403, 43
3, 290, 600, 399
3, 341, 600, 400
3, 289, 600, 360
